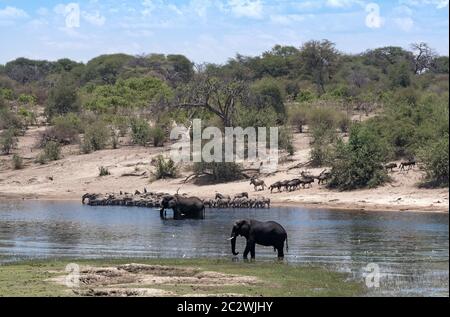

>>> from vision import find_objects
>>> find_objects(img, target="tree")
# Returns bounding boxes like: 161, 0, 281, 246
430, 56, 449, 74
45, 77, 81, 118
176, 69, 247, 127
82, 54, 134, 85
250, 77, 286, 120
388, 61, 412, 88
328, 124, 389, 190
299, 40, 339, 94
411, 42, 436, 74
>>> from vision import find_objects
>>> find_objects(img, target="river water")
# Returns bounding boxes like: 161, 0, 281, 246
0, 201, 448, 297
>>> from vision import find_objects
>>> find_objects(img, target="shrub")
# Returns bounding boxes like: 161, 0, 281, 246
289, 105, 309, 133
152, 155, 178, 179
0, 128, 17, 154
45, 77, 81, 118
131, 118, 151, 146
12, 154, 23, 169
307, 107, 341, 130
418, 136, 449, 187
98, 166, 111, 177
328, 124, 390, 190
43, 141, 61, 161
279, 126, 295, 155
193, 161, 243, 183
150, 126, 166, 147
111, 130, 119, 149
310, 127, 335, 167
82, 122, 110, 153
39, 113, 83, 147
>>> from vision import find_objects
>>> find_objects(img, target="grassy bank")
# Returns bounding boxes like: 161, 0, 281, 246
0, 258, 366, 297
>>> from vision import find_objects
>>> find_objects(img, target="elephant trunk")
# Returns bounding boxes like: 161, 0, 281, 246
230, 228, 239, 255
160, 207, 165, 219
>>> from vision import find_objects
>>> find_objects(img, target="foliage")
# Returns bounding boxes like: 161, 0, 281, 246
43, 141, 61, 161
0, 129, 17, 154
310, 125, 336, 167
45, 77, 81, 118
98, 166, 111, 177
130, 118, 151, 146
328, 124, 390, 190
83, 76, 172, 113
250, 77, 286, 120
193, 161, 243, 183
81, 122, 110, 153
418, 136, 449, 187
12, 154, 23, 170
150, 126, 166, 147
152, 155, 178, 179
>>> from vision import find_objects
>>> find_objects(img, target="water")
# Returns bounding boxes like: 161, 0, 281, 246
0, 201, 448, 297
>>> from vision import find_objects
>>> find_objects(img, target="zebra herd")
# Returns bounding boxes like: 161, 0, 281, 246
203, 193, 271, 209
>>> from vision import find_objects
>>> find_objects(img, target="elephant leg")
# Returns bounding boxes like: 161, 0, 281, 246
243, 240, 252, 260
277, 242, 285, 260
250, 242, 256, 260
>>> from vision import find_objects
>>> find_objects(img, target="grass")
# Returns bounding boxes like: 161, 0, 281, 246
0, 258, 366, 297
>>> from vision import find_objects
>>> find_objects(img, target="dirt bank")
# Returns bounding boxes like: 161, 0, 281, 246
0, 126, 448, 213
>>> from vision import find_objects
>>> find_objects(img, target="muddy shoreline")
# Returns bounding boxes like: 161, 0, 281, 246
1, 192, 447, 213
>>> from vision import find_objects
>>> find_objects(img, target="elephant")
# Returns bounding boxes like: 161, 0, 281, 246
229, 219, 288, 260
160, 195, 205, 220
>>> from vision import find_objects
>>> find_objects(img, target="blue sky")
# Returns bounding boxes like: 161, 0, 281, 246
0, 0, 448, 64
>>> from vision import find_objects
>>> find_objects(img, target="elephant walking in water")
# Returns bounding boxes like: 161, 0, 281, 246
160, 195, 205, 220
229, 219, 288, 260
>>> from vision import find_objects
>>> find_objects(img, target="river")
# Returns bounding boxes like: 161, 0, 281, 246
0, 201, 448, 296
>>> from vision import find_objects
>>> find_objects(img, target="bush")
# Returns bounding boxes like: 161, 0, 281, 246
418, 136, 449, 187
310, 125, 336, 167
193, 161, 243, 183
152, 155, 178, 179
45, 77, 81, 118
43, 141, 61, 161
39, 113, 83, 147
150, 126, 166, 147
307, 107, 341, 130
82, 122, 110, 153
328, 124, 390, 190
12, 154, 23, 169
279, 126, 295, 155
98, 166, 111, 177
131, 118, 151, 146
0, 128, 17, 154
289, 105, 309, 133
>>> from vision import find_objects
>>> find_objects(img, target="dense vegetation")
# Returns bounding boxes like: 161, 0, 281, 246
0, 41, 448, 188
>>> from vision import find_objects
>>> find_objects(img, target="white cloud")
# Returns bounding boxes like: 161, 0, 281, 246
0, 6, 29, 19
326, 0, 364, 8
270, 14, 308, 25
82, 11, 106, 26
399, 0, 449, 9
228, 0, 263, 19
395, 17, 414, 31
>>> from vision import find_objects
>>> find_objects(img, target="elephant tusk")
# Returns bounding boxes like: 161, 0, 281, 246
227, 237, 236, 241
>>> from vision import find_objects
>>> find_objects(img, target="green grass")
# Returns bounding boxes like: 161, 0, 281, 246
0, 258, 366, 297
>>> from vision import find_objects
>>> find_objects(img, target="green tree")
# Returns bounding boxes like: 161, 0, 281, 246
299, 40, 339, 94
328, 124, 389, 190
45, 77, 81, 117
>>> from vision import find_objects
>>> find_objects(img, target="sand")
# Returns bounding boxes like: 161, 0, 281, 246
0, 126, 448, 213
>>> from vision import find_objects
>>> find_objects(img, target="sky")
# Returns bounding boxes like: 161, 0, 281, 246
0, 0, 448, 64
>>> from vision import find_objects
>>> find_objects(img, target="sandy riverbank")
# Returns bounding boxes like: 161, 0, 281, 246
0, 127, 448, 213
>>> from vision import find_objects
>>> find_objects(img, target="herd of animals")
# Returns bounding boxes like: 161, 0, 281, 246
81, 159, 415, 259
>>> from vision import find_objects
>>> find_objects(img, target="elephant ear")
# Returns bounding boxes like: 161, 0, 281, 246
168, 198, 177, 208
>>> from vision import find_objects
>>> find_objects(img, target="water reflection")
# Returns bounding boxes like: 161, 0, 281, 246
0, 201, 448, 296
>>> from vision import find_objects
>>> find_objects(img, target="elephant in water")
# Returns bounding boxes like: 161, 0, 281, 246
229, 219, 288, 260
160, 195, 205, 220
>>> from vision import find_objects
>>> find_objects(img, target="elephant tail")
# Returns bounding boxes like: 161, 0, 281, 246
285, 235, 289, 253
